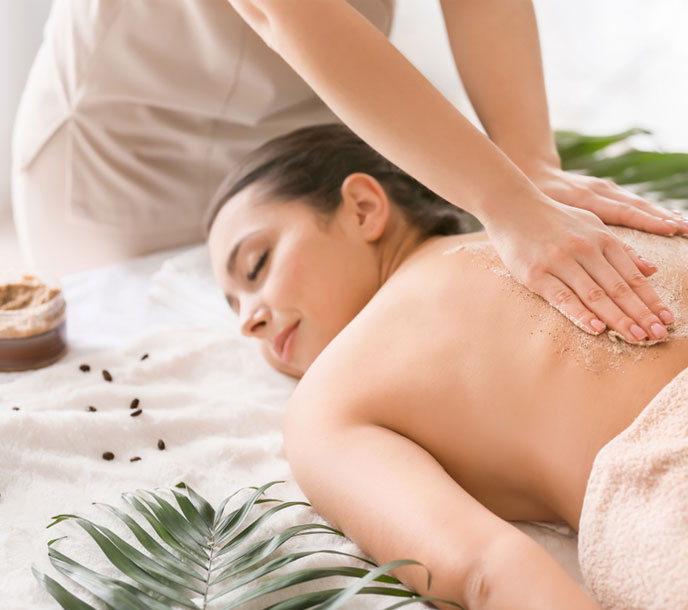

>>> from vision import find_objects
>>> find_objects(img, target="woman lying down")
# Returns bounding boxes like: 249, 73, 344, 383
205, 124, 688, 610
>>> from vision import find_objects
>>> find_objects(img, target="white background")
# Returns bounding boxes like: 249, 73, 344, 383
1, 0, 688, 266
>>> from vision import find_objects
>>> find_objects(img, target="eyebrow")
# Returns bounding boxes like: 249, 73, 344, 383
226, 230, 260, 277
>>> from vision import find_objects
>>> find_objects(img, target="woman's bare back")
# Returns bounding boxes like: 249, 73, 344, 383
293, 227, 688, 530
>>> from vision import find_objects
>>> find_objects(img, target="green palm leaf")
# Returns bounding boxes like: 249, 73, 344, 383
555, 127, 650, 166
34, 481, 463, 609
555, 128, 688, 209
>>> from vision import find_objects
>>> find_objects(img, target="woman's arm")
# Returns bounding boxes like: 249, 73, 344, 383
226, 0, 674, 345
439, 0, 686, 236
283, 394, 601, 609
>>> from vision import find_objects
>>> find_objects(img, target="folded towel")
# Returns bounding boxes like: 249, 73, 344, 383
578, 366, 688, 609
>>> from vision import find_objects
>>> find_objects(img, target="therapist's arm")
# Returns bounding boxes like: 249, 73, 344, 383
439, 0, 687, 236
225, 0, 674, 344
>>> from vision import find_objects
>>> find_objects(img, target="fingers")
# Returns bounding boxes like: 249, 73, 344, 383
536, 273, 607, 336
536, 246, 673, 343
620, 242, 657, 277
590, 181, 688, 235
599, 240, 674, 334
588, 193, 684, 236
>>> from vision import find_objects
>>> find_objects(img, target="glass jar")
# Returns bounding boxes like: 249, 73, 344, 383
0, 272, 67, 371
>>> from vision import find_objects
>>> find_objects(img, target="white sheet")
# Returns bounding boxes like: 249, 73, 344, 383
0, 245, 583, 608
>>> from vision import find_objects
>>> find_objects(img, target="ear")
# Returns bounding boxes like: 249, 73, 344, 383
339, 173, 390, 242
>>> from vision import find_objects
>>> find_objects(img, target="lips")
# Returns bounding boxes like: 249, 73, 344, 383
273, 322, 299, 361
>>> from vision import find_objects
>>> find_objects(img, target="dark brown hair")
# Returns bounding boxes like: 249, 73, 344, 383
204, 123, 474, 238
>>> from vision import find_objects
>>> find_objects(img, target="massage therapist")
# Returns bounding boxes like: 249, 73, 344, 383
12, 0, 684, 344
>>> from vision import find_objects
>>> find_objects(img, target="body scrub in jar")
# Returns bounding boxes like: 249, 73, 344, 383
0, 272, 67, 371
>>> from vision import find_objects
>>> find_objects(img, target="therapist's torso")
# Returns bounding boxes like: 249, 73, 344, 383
12, 0, 395, 236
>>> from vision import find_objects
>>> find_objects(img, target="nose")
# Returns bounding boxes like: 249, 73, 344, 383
240, 301, 271, 338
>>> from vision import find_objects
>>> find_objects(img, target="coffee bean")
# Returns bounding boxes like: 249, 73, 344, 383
140, 353, 149, 361
79, 364, 91, 372
130, 398, 139, 409
102, 451, 114, 460
11, 406, 19, 411
130, 409, 142, 417
87, 406, 97, 412
129, 456, 141, 462
157, 439, 165, 450
102, 370, 113, 382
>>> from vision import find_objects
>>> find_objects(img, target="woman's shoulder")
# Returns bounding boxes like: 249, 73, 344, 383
286, 232, 495, 423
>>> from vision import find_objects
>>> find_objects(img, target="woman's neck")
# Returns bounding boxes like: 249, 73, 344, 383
375, 218, 426, 287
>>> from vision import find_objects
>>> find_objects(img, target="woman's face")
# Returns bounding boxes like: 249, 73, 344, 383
207, 181, 386, 378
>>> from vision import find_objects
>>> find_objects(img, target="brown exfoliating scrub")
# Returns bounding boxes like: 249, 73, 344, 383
0, 273, 67, 371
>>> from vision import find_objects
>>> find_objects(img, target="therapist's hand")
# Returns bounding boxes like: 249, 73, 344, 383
485, 196, 674, 343
525, 165, 688, 237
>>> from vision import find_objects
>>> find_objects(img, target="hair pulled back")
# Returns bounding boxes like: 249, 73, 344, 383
205, 123, 474, 239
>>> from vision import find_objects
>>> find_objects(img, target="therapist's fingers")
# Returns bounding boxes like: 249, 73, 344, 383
541, 262, 660, 344
624, 247, 658, 277
567, 245, 669, 342
582, 191, 685, 237
599, 240, 674, 331
537, 168, 688, 236
540, 260, 651, 343
489, 198, 676, 339
535, 272, 608, 336
594, 179, 688, 229
540, 247, 671, 343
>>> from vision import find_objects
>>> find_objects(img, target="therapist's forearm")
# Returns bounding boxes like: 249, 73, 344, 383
440, 0, 560, 173
227, 0, 544, 222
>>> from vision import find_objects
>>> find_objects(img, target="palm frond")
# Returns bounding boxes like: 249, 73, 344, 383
555, 128, 688, 209
34, 481, 463, 609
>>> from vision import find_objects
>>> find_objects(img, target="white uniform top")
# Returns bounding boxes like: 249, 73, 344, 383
12, 0, 395, 268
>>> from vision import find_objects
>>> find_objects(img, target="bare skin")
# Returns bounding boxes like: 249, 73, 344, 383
301, 229, 688, 527
229, 0, 687, 343
209, 178, 688, 609
285, 229, 688, 609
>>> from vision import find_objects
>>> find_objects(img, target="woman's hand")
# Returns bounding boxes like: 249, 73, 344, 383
485, 196, 675, 343
526, 164, 688, 237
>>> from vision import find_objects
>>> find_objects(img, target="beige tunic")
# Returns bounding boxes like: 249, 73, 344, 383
11, 0, 395, 275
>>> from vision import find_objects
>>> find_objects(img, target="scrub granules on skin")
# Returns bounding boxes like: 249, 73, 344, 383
87, 406, 97, 412
140, 353, 149, 361
157, 439, 165, 450
130, 398, 139, 409
79, 364, 90, 372
130, 409, 142, 417
11, 406, 19, 411
102, 369, 113, 382
443, 228, 688, 372
130, 456, 141, 462
102, 452, 114, 460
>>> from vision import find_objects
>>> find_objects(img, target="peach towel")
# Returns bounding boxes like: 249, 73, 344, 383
578, 366, 688, 609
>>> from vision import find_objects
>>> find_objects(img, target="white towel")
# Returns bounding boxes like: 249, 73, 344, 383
0, 243, 583, 608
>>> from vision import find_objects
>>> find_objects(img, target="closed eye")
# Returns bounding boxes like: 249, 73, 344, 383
247, 249, 269, 281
